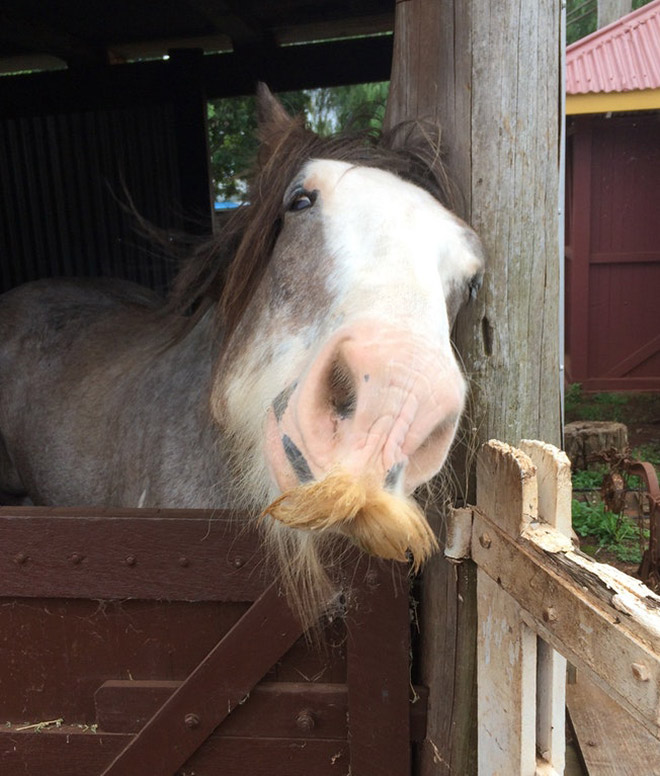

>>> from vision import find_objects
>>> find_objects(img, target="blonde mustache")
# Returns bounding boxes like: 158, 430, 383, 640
261, 469, 438, 570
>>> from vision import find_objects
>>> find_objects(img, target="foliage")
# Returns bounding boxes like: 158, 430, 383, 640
564, 383, 630, 422
572, 497, 646, 564
571, 467, 607, 490
567, 0, 655, 45
207, 82, 389, 202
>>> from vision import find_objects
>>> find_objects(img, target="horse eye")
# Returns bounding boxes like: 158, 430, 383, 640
288, 191, 316, 212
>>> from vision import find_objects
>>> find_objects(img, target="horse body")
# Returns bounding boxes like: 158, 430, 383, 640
0, 86, 484, 620
0, 279, 229, 508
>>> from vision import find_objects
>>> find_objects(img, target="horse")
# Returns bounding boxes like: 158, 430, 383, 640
0, 85, 484, 624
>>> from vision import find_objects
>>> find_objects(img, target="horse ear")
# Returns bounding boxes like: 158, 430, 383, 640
256, 83, 292, 131
255, 83, 306, 163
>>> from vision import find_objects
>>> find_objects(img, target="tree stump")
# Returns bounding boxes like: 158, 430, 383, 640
564, 421, 629, 470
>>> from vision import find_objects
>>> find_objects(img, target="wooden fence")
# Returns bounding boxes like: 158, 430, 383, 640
0, 507, 423, 775
446, 440, 660, 775
2, 443, 659, 774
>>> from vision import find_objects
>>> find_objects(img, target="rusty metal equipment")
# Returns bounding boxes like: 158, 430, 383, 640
628, 461, 660, 591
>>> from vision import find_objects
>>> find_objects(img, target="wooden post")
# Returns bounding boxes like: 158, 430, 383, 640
169, 48, 214, 235
385, 2, 561, 773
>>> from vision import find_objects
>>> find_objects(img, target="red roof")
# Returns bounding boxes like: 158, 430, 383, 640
566, 0, 660, 94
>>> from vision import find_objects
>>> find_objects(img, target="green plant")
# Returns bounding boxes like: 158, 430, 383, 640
571, 467, 606, 490
571, 497, 646, 565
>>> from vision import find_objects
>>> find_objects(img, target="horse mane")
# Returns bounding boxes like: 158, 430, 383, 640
164, 107, 457, 340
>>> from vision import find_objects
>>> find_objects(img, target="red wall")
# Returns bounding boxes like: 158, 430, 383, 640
566, 112, 660, 391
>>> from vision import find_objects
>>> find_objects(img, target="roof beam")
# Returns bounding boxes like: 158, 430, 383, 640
0, 9, 108, 67
0, 35, 393, 117
185, 0, 265, 49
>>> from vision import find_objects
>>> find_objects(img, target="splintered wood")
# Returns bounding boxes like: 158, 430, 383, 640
445, 439, 660, 776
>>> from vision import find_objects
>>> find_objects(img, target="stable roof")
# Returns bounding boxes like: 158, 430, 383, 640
566, 0, 660, 113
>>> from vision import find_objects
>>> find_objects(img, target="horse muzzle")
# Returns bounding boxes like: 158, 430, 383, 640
264, 321, 466, 495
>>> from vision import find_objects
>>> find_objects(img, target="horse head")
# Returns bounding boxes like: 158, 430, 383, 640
197, 86, 484, 620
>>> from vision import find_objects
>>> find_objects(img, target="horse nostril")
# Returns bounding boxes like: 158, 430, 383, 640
327, 355, 357, 420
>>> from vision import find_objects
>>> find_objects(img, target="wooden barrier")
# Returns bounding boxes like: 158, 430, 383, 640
0, 507, 420, 775
446, 440, 660, 776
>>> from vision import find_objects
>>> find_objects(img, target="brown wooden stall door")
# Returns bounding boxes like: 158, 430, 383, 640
0, 508, 425, 776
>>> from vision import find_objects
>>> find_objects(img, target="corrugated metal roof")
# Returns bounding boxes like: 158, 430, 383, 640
566, 0, 660, 94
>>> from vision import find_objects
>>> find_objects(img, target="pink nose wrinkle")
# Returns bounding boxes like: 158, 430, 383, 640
264, 323, 466, 495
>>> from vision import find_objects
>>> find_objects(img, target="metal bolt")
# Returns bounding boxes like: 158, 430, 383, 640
366, 570, 379, 588
296, 710, 315, 732
13, 552, 28, 565
124, 555, 136, 567
69, 553, 84, 565
479, 533, 492, 549
233, 557, 244, 569
542, 607, 558, 623
184, 713, 200, 729
178, 556, 190, 567
632, 663, 650, 682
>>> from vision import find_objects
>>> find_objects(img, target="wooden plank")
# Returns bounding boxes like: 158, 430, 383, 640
567, 677, 660, 776
100, 581, 305, 776
476, 440, 538, 539
346, 559, 412, 776
476, 441, 538, 774
94, 679, 429, 740
0, 728, 348, 776
477, 571, 538, 774
520, 441, 571, 774
471, 511, 660, 739
0, 508, 267, 601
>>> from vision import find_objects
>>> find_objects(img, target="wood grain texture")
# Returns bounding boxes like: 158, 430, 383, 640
520, 440, 571, 773
472, 510, 660, 739
0, 508, 267, 601
94, 679, 430, 740
0, 728, 350, 776
346, 559, 412, 776
100, 581, 306, 776
567, 677, 660, 776
386, 2, 561, 771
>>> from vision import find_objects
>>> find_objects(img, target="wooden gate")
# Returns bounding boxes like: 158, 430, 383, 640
0, 507, 426, 775
446, 440, 660, 775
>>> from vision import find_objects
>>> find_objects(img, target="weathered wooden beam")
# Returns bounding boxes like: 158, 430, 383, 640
519, 440, 571, 774
473, 441, 660, 742
385, 1, 561, 772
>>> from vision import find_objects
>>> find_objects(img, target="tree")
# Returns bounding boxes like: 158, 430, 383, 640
207, 83, 389, 201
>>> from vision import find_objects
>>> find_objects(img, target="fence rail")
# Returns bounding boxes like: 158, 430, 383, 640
446, 439, 660, 775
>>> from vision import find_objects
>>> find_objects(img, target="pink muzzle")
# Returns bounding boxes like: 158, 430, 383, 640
264, 322, 466, 494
